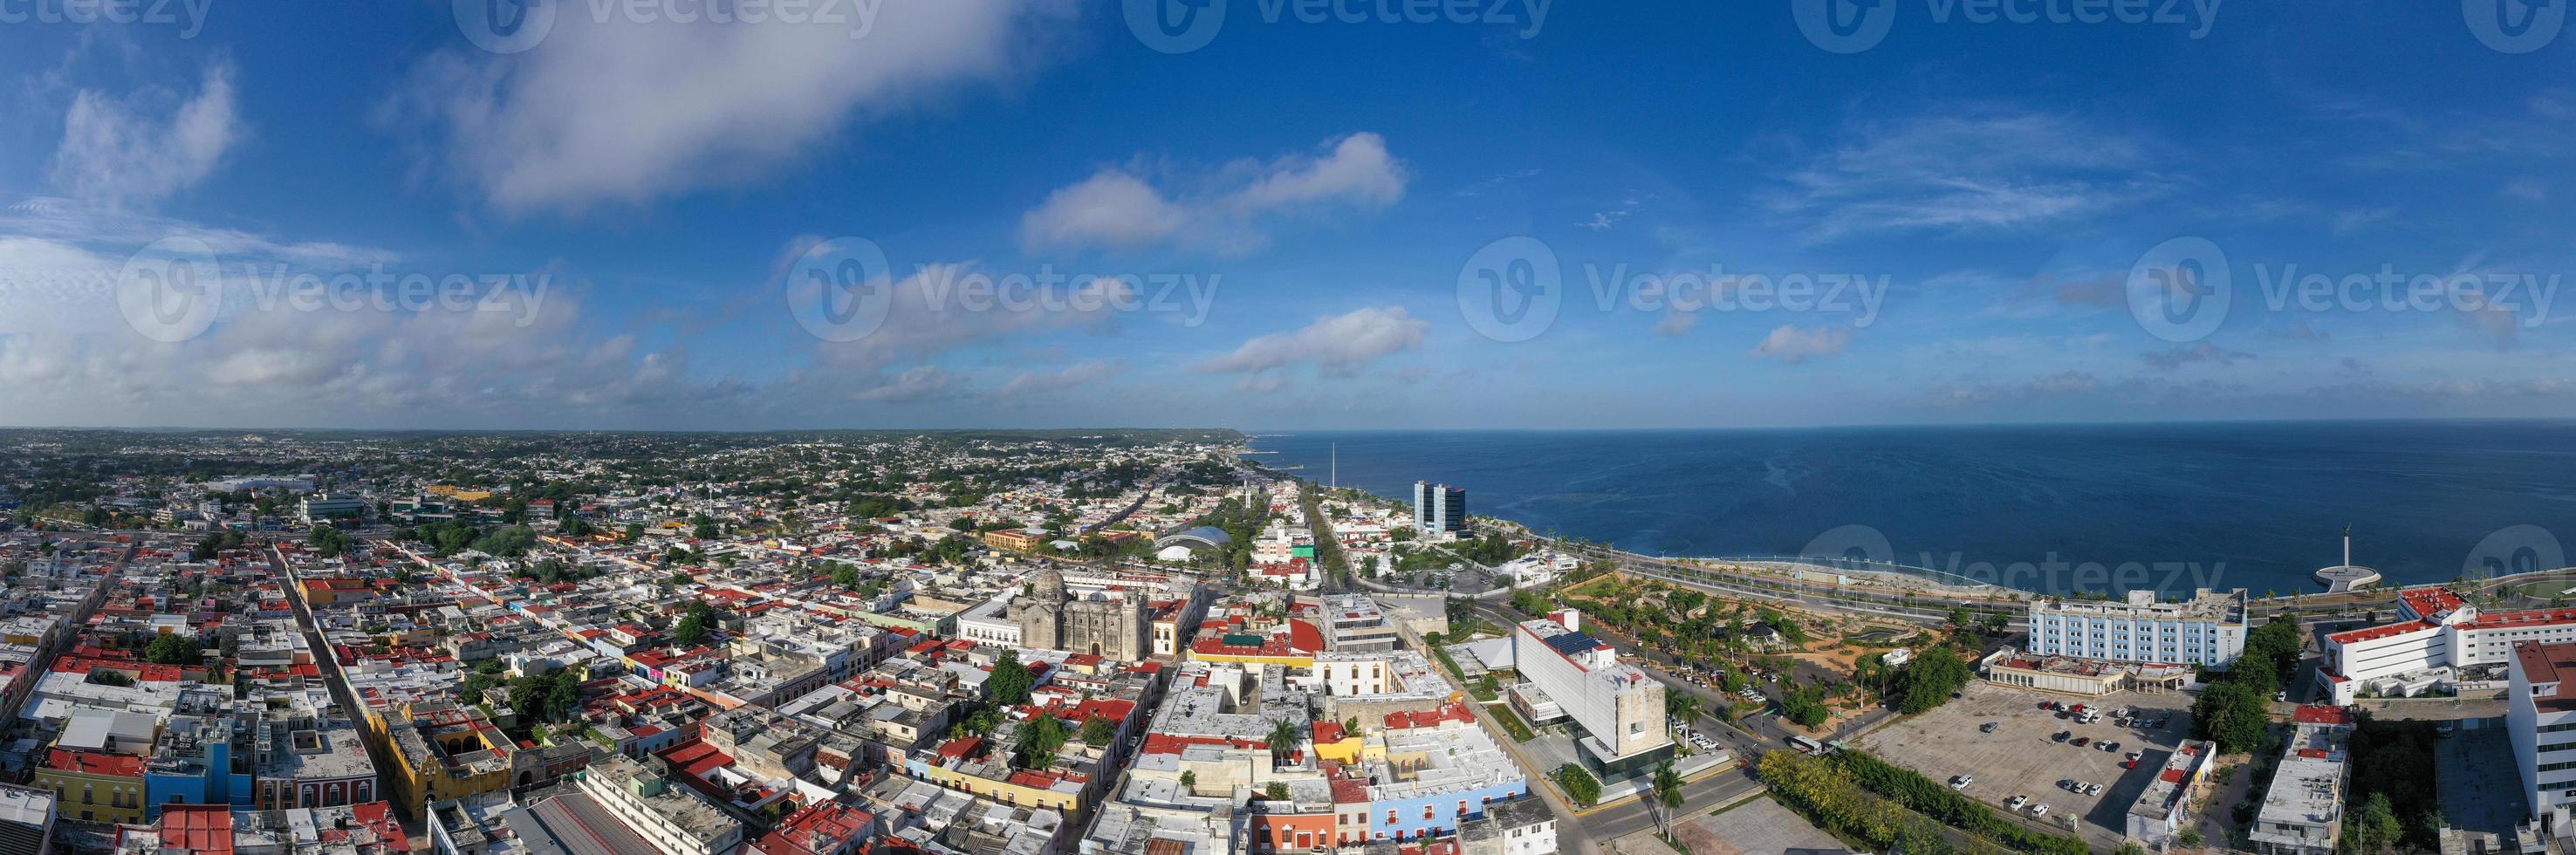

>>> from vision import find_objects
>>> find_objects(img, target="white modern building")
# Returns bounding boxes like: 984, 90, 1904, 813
2025, 588, 2247, 667
1506, 610, 1668, 776
2507, 640, 2576, 837
2318, 585, 2576, 705
298, 495, 367, 524
1411, 482, 1464, 538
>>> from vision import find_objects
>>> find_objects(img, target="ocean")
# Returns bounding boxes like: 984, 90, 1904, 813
1248, 421, 2576, 597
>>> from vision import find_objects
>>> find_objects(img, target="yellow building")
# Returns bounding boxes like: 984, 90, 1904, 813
383, 705, 517, 816
982, 530, 1044, 552
921, 759, 1087, 812
35, 750, 147, 825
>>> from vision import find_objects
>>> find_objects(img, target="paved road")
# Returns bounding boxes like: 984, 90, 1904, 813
269, 545, 414, 818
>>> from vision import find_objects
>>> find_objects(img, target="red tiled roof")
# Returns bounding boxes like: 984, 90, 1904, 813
156, 804, 234, 855
48, 749, 143, 778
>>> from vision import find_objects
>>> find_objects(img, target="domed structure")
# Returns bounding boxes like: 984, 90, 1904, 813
1027, 568, 1067, 602
1005, 565, 1148, 660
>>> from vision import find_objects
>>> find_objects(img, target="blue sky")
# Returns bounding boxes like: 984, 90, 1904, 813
0, 0, 2571, 429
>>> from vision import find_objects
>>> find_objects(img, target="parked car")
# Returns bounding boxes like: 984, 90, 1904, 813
2084, 783, 2103, 797
2052, 731, 2071, 742
2004, 794, 2029, 811
1980, 722, 1998, 733
2029, 804, 2050, 819
2071, 736, 2090, 747
1949, 774, 1973, 790
2103, 741, 2121, 753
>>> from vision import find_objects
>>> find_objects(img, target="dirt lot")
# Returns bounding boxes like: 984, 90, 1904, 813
1855, 680, 2197, 850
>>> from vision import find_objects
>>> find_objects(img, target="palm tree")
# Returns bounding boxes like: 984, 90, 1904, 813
1648, 760, 1685, 838
1266, 718, 1301, 768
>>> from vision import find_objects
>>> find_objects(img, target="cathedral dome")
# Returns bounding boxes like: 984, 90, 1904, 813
1027, 568, 1067, 602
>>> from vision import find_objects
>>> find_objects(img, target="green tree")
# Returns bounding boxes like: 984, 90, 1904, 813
1648, 760, 1685, 837
2347, 792, 2403, 853
674, 601, 714, 646
1266, 717, 1301, 767
1179, 770, 1197, 790
145, 633, 203, 666
2191, 680, 2271, 753
1891, 646, 1973, 714
1079, 715, 1115, 747
988, 650, 1035, 707
1264, 782, 1291, 802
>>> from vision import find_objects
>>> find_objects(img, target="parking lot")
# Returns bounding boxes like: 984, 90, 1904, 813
1855, 681, 2196, 847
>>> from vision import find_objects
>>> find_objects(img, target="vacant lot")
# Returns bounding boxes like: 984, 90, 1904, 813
1672, 795, 1847, 855
1855, 681, 2196, 850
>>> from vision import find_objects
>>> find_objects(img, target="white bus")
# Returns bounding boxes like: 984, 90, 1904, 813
1790, 735, 1827, 755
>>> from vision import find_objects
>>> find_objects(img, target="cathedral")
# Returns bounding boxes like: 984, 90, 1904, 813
1009, 568, 1150, 661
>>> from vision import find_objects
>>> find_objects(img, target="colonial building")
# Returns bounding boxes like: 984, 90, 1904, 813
1010, 569, 1149, 661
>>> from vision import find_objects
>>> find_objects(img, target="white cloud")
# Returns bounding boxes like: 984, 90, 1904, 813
1019, 133, 1407, 253
1198, 305, 1426, 377
51, 62, 242, 211
1770, 110, 2155, 241
1014, 173, 1186, 250
1750, 325, 1851, 363
390, 1, 1070, 215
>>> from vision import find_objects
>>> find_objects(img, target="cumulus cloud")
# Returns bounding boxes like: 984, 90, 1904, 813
1019, 133, 1407, 253
51, 62, 242, 211
388, 1, 1069, 215
1749, 325, 1852, 363
1198, 305, 1426, 378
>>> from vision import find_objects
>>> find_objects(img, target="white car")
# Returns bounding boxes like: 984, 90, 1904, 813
2028, 804, 2050, 819
1949, 774, 1973, 789
2004, 795, 2029, 811
2084, 783, 2103, 797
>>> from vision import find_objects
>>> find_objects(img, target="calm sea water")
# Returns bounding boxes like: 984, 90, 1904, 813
1250, 421, 2576, 596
